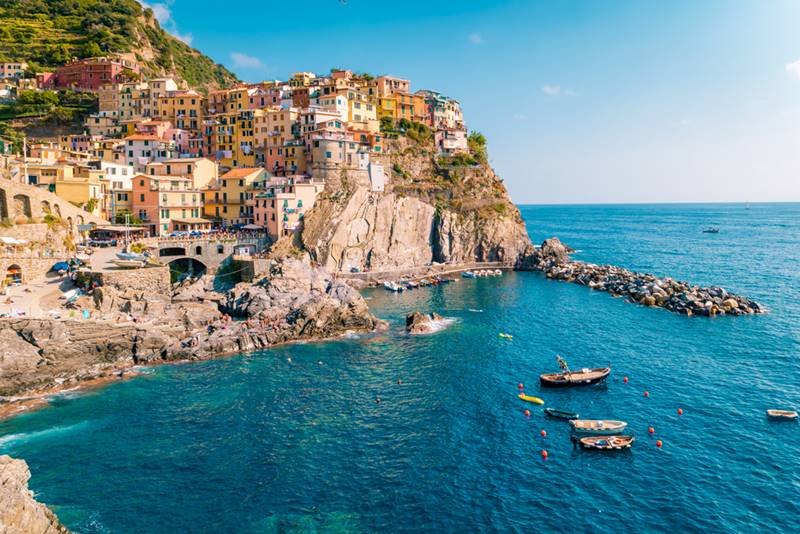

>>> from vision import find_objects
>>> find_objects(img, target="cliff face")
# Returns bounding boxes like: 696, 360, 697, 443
0, 456, 69, 534
301, 136, 530, 273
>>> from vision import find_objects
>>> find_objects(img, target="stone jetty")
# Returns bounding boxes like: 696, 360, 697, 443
517, 238, 763, 316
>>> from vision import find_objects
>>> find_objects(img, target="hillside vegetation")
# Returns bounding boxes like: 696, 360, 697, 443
0, 0, 238, 91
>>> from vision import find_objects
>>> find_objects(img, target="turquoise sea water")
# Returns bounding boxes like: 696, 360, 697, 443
2, 203, 799, 533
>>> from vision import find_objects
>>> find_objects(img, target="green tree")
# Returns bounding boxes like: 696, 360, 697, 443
79, 41, 103, 58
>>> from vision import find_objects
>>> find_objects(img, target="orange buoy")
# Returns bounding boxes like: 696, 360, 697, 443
644, 391, 650, 397
623, 376, 629, 383
518, 383, 524, 390
656, 440, 663, 448
648, 426, 655, 434
524, 409, 531, 417
541, 450, 548, 459
678, 408, 684, 416
540, 430, 547, 437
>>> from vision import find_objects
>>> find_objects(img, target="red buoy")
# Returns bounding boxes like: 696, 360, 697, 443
541, 450, 548, 459
648, 426, 655, 434
518, 383, 524, 390
623, 376, 629, 383
524, 409, 531, 417
644, 391, 650, 397
656, 440, 663, 448
540, 430, 547, 437
678, 408, 684, 416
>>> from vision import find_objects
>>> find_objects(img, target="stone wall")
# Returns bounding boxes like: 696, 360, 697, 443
0, 257, 67, 284
79, 265, 170, 294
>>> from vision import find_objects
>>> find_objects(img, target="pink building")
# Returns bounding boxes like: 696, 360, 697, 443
53, 57, 140, 91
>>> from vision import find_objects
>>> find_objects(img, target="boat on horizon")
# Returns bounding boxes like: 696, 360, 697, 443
570, 419, 628, 434
540, 355, 611, 387
766, 409, 798, 420
702, 227, 720, 234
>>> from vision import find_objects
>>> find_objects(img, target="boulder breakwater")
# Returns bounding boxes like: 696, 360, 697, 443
517, 238, 764, 316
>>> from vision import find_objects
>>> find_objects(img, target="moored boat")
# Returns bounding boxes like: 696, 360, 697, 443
766, 409, 798, 420
577, 435, 634, 450
111, 259, 145, 269
569, 419, 627, 434
702, 227, 720, 234
518, 393, 544, 405
462, 271, 477, 278
116, 251, 148, 262
540, 356, 611, 387
383, 281, 404, 292
544, 407, 580, 420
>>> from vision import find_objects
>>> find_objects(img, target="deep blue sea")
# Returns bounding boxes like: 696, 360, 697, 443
2, 203, 799, 533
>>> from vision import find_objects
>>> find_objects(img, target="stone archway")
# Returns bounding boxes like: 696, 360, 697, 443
40, 200, 51, 215
167, 257, 207, 283
53, 204, 62, 218
12, 194, 31, 219
5, 264, 22, 285
77, 215, 84, 225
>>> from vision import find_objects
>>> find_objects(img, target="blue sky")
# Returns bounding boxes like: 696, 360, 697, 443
146, 0, 800, 204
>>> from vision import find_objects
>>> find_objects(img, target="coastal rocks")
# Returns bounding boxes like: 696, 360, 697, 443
405, 311, 444, 334
0, 257, 376, 401
518, 239, 764, 317
0, 455, 69, 533
219, 257, 376, 339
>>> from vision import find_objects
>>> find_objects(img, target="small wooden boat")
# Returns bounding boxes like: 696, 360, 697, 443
499, 333, 513, 340
578, 435, 634, 450
570, 419, 627, 434
462, 271, 477, 278
540, 367, 610, 387
540, 355, 611, 388
544, 408, 579, 420
702, 227, 720, 234
766, 409, 798, 420
518, 393, 544, 405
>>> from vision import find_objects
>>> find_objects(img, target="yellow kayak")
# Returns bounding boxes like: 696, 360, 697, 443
518, 393, 544, 405
499, 333, 513, 339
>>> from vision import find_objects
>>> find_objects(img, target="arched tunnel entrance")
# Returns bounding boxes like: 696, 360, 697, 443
168, 257, 207, 284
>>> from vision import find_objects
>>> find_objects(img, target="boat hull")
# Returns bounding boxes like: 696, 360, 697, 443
540, 367, 611, 387
578, 435, 634, 450
544, 408, 579, 420
570, 419, 628, 434
518, 394, 544, 405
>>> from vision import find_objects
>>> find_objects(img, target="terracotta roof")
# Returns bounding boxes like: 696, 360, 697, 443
124, 135, 161, 141
221, 167, 264, 179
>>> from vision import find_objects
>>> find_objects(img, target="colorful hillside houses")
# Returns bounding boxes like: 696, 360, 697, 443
2, 65, 471, 239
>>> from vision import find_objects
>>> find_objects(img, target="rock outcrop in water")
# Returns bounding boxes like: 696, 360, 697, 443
0, 257, 376, 400
518, 238, 763, 316
0, 455, 69, 533
405, 311, 445, 334
301, 136, 530, 273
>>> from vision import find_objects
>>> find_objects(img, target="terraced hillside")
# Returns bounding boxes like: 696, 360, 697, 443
0, 0, 238, 92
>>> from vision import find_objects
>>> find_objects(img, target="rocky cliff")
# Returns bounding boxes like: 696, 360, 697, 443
0, 257, 376, 399
301, 135, 531, 273
0, 456, 69, 534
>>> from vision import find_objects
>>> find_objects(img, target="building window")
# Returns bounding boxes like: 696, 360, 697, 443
217, 244, 224, 254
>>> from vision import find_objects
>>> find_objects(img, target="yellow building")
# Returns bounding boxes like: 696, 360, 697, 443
24, 162, 75, 191
212, 110, 260, 168
155, 90, 206, 135
204, 167, 268, 225
55, 168, 107, 218
144, 157, 218, 190
377, 95, 398, 120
